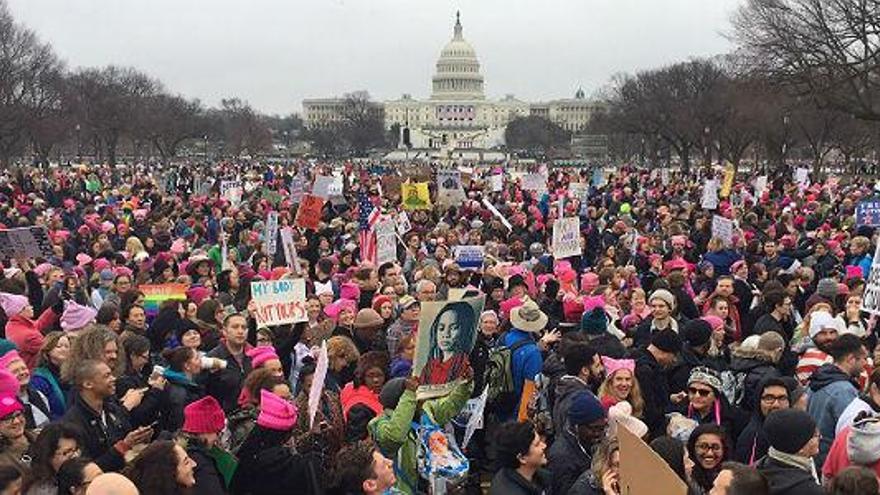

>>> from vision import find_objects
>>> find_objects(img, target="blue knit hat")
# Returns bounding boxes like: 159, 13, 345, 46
568, 390, 606, 426
580, 308, 608, 336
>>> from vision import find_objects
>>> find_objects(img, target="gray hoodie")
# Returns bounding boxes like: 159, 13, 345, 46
848, 416, 880, 466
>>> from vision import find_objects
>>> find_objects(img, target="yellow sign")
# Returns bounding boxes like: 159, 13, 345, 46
401, 181, 432, 210
720, 163, 735, 198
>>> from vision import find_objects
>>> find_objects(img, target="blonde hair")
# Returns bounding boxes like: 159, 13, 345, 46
327, 336, 360, 369
590, 437, 620, 482
125, 236, 146, 257
707, 237, 724, 253
598, 368, 645, 419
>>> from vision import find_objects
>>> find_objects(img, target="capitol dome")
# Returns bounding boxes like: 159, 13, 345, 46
431, 12, 485, 101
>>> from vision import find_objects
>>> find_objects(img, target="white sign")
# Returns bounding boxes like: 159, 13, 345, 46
453, 245, 484, 270
250, 279, 308, 326
552, 217, 581, 259
437, 169, 466, 205
279, 227, 301, 275
289, 176, 304, 204
754, 176, 768, 198
522, 173, 546, 192
711, 215, 734, 247
312, 175, 335, 200
375, 218, 397, 266
861, 242, 880, 316
462, 386, 489, 449
308, 341, 329, 429
220, 180, 242, 206
264, 212, 279, 258
396, 211, 412, 235
661, 168, 670, 186
795, 168, 810, 189
489, 174, 503, 192
701, 179, 719, 210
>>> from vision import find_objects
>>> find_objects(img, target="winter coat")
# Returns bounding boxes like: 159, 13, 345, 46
755, 456, 823, 495
187, 442, 229, 495
734, 412, 770, 465
488, 467, 553, 495
632, 347, 671, 438
368, 380, 472, 495
702, 249, 742, 276
548, 427, 594, 495
728, 347, 782, 413
807, 363, 859, 469
114, 370, 163, 428
201, 343, 252, 413
835, 396, 878, 435
552, 375, 589, 438
161, 371, 205, 433
30, 366, 66, 420
822, 422, 880, 482
5, 310, 55, 369
567, 470, 605, 495
61, 394, 131, 472
230, 443, 320, 495
502, 329, 543, 420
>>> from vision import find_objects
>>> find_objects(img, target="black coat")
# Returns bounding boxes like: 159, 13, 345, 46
201, 344, 252, 413
488, 468, 553, 495
631, 347, 671, 438
115, 370, 163, 427
188, 443, 228, 495
230, 445, 320, 495
547, 429, 593, 495
161, 376, 205, 433
728, 351, 781, 413
61, 394, 131, 472
734, 413, 769, 464
755, 456, 823, 495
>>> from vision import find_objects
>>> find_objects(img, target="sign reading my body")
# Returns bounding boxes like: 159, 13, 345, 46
252, 301, 307, 324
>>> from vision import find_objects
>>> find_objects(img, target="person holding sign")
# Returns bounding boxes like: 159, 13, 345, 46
419, 301, 475, 387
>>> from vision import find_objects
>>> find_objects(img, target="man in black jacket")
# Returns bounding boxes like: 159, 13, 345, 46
203, 313, 252, 412
547, 390, 608, 495
632, 329, 682, 438
62, 359, 152, 472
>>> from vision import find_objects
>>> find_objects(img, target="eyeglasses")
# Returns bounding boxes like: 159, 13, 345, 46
688, 387, 713, 397
760, 394, 789, 405
696, 443, 723, 453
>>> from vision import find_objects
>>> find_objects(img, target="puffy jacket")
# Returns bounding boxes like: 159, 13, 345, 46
502, 329, 542, 419
488, 467, 552, 495
728, 347, 781, 413
702, 249, 742, 276
230, 443, 320, 495
807, 363, 859, 469
61, 394, 131, 472
5, 310, 55, 369
201, 344, 252, 413
368, 379, 472, 495
755, 456, 823, 495
632, 347, 671, 438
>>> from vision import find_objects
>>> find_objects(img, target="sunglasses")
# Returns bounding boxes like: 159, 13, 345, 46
688, 387, 713, 397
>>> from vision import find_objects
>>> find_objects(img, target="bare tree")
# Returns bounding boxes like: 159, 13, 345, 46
218, 98, 272, 156
138, 94, 204, 162
339, 91, 385, 156
733, 0, 880, 121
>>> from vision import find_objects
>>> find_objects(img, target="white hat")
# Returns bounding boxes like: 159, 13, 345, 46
809, 311, 838, 339
609, 402, 648, 439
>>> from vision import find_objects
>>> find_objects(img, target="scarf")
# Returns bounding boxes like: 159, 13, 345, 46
767, 447, 818, 482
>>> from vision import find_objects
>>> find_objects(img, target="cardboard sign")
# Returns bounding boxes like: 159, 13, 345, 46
711, 215, 734, 247
279, 227, 301, 275
454, 245, 485, 270
264, 212, 279, 258
522, 173, 546, 192
552, 217, 581, 259
861, 242, 880, 316
141, 284, 188, 317
401, 182, 431, 210
618, 426, 687, 495
437, 169, 466, 205
308, 341, 329, 429
250, 278, 308, 326
0, 226, 53, 260
701, 179, 719, 210
295, 194, 324, 231
856, 199, 880, 227
312, 175, 335, 200
375, 218, 397, 266
396, 211, 412, 235
414, 296, 485, 400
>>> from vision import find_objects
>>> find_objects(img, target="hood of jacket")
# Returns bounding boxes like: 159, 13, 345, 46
556, 375, 589, 403
848, 418, 880, 466
809, 363, 855, 392
756, 456, 818, 494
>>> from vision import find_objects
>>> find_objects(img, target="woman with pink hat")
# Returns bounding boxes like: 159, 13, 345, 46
597, 356, 645, 418
0, 393, 33, 465
0, 292, 57, 370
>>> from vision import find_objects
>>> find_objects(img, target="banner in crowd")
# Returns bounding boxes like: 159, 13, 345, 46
0, 226, 53, 260
701, 179, 719, 210
312, 175, 335, 200
401, 181, 432, 210
795, 167, 810, 188
264, 212, 279, 258
141, 284, 188, 317
552, 217, 581, 259
250, 278, 308, 326
413, 296, 485, 400
591, 168, 606, 188
711, 215, 734, 247
861, 242, 880, 316
618, 427, 687, 495
308, 341, 329, 429
856, 199, 880, 227
754, 175, 768, 198
295, 194, 324, 231
720, 163, 735, 198
220, 180, 242, 206
453, 245, 484, 270
375, 218, 397, 266
522, 173, 546, 192
437, 169, 466, 205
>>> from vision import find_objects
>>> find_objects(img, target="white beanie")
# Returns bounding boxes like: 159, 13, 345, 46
809, 311, 837, 339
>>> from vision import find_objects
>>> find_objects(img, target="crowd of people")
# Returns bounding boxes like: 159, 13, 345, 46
0, 160, 878, 494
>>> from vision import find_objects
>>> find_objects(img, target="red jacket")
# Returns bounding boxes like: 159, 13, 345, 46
4, 309, 56, 369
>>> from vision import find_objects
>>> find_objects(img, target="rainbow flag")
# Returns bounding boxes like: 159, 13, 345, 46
141, 284, 188, 317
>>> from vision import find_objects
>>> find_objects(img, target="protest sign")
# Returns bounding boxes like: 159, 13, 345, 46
482, 198, 512, 231
295, 194, 324, 231
453, 245, 484, 270
454, 386, 489, 449
141, 284, 188, 317
308, 341, 329, 429
795, 167, 810, 190
856, 198, 880, 227
591, 168, 606, 188
279, 227, 301, 275
861, 242, 880, 316
701, 179, 719, 210
220, 180, 242, 205
250, 278, 308, 326
375, 218, 397, 266
396, 211, 412, 235
720, 163, 735, 198
264, 212, 279, 258
489, 174, 503, 192
0, 226, 53, 260
414, 296, 485, 400
401, 181, 432, 210
289, 176, 305, 204
312, 175, 335, 200
754, 175, 768, 198
711, 215, 734, 247
522, 173, 546, 192
661, 168, 670, 186
437, 169, 466, 205
552, 217, 581, 259
618, 427, 687, 495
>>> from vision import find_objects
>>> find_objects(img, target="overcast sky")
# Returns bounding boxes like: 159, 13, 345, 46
6, 0, 743, 115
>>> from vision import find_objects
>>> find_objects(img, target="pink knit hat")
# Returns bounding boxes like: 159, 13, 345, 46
601, 356, 635, 377
581, 273, 599, 293
257, 390, 298, 431
324, 299, 357, 321
60, 302, 98, 332
339, 282, 361, 302
0, 394, 22, 420
0, 351, 23, 371
0, 293, 28, 318
92, 258, 112, 272
187, 287, 213, 306
246, 346, 280, 369
845, 265, 864, 280
33, 263, 54, 278
0, 370, 19, 396
701, 315, 725, 332
182, 396, 226, 434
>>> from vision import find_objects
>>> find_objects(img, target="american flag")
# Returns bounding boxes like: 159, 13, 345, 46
358, 190, 380, 264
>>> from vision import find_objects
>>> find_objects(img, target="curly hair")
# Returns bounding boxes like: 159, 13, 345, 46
125, 440, 188, 495
23, 422, 83, 492
334, 440, 377, 492
62, 327, 118, 382
353, 351, 389, 388
34, 331, 69, 371
327, 336, 360, 371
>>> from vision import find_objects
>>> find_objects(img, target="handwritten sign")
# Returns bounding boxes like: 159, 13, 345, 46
220, 180, 242, 206
861, 242, 880, 316
522, 173, 546, 192
264, 212, 279, 258
279, 227, 301, 275
552, 217, 581, 259
701, 179, 719, 210
312, 175, 335, 200
711, 215, 734, 247
250, 278, 308, 326
308, 341, 329, 429
375, 218, 397, 266
295, 194, 324, 231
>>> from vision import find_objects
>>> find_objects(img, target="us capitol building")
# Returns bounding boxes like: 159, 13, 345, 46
303, 12, 601, 159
